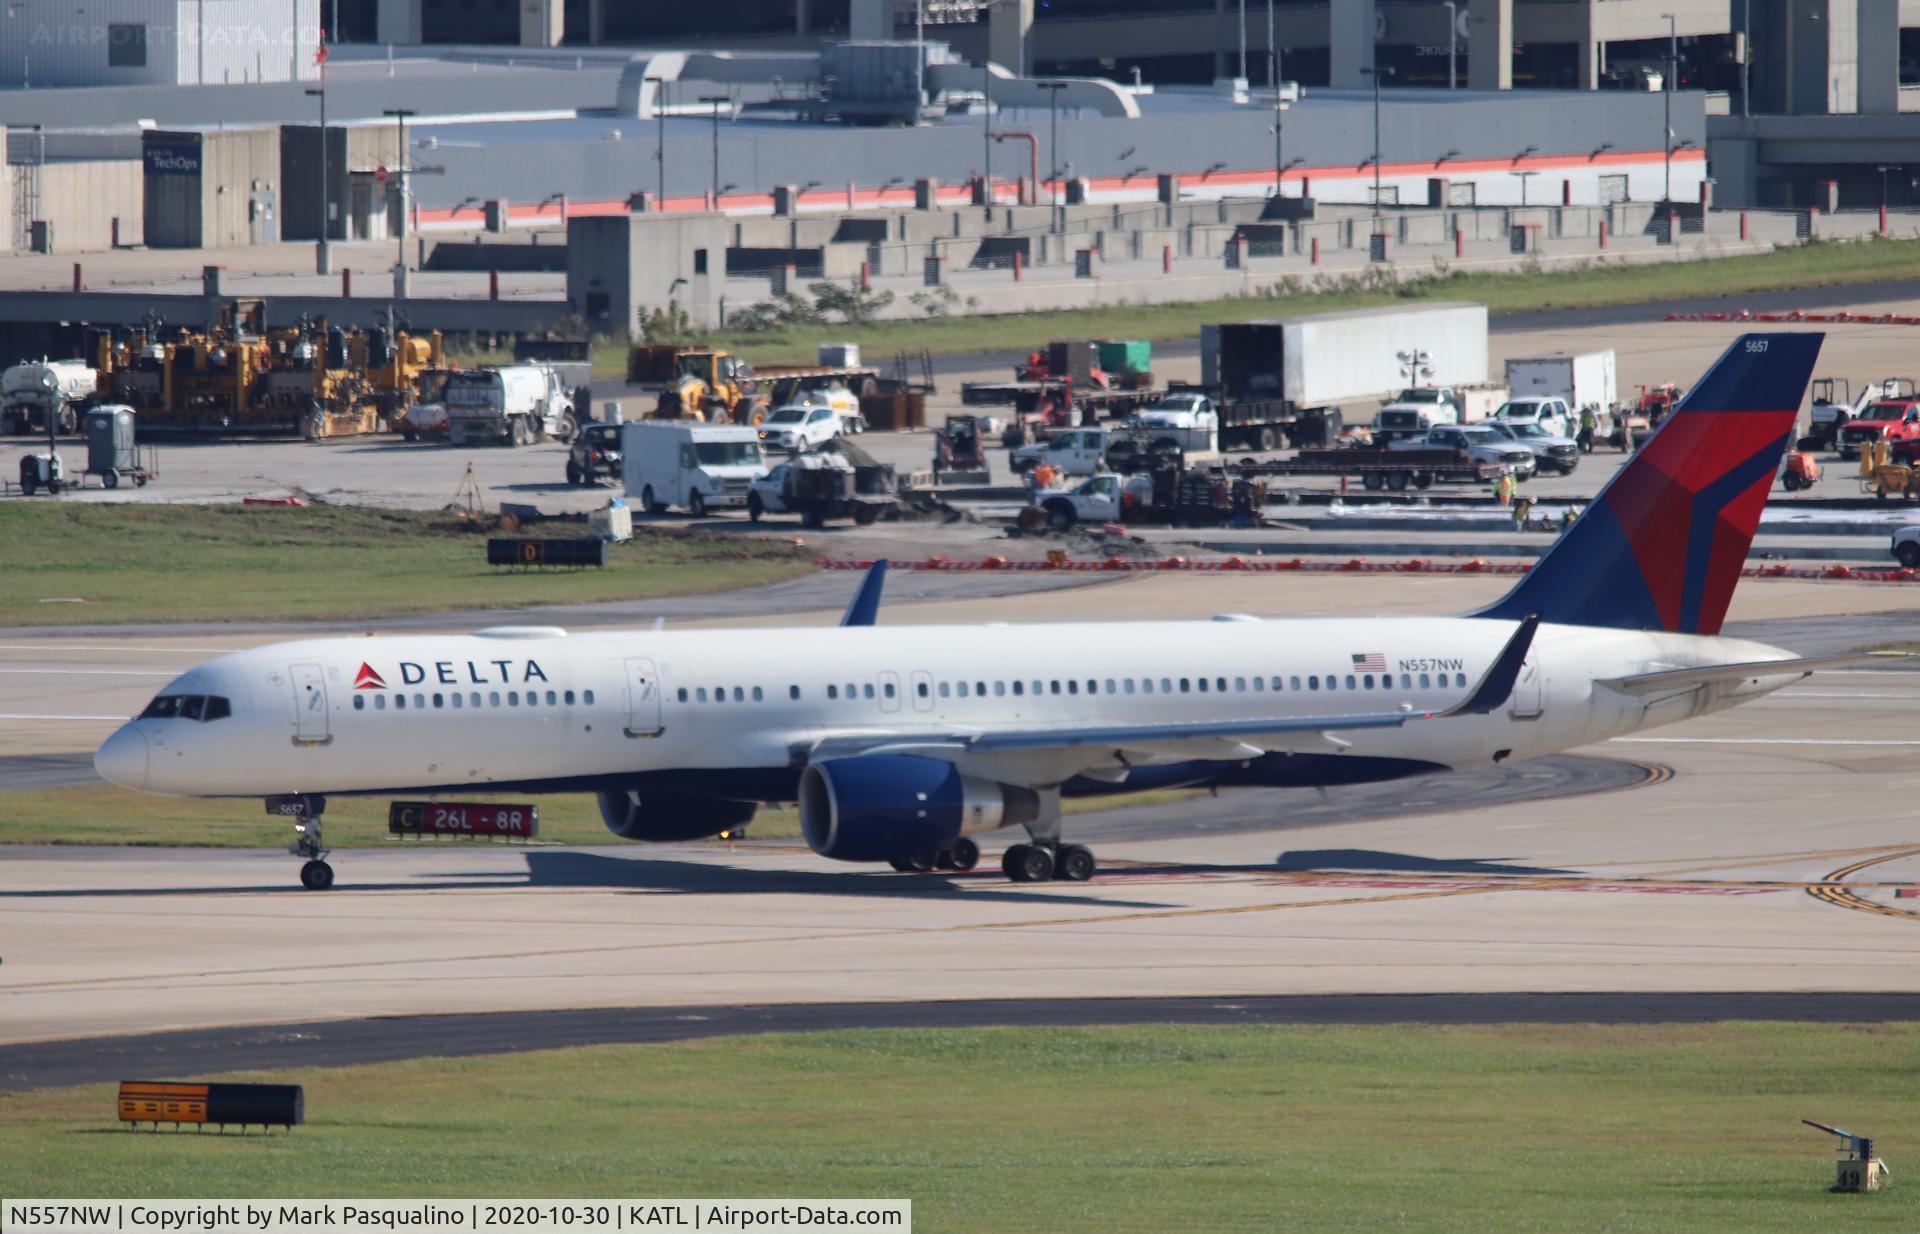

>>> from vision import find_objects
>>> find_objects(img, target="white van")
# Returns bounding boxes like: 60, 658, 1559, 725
622, 422, 766, 517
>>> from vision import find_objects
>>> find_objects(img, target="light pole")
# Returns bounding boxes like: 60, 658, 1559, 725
1513, 169, 1539, 207
983, 62, 991, 199
1266, 0, 1275, 88
381, 108, 414, 286
699, 95, 729, 208
1237, 0, 1246, 84
646, 76, 667, 209
1442, 0, 1458, 90
1740, 0, 1751, 117
304, 84, 329, 273
1270, 97, 1289, 199
1662, 12, 1676, 203
1362, 65, 1391, 225
1040, 80, 1068, 233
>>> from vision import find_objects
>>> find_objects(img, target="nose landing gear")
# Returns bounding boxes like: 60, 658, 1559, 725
269, 795, 334, 890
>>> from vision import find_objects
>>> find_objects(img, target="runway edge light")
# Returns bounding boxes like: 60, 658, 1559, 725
1802, 1118, 1890, 1192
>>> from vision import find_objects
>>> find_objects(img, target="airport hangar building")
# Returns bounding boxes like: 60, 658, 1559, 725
0, 41, 1706, 249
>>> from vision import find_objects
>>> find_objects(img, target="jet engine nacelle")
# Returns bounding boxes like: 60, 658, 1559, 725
598, 789, 757, 842
799, 755, 1040, 863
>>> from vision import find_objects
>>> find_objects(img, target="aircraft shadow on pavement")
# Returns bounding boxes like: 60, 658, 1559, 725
1272, 849, 1576, 877
0, 876, 531, 899
519, 850, 1168, 907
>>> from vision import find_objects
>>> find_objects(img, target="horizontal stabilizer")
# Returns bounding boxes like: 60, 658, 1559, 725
1598, 652, 1914, 696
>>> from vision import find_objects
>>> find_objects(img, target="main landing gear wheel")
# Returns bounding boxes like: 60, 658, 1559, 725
947, 837, 980, 871
300, 860, 335, 891
1056, 844, 1096, 882
1002, 842, 1095, 882
888, 853, 937, 873
1002, 843, 1056, 883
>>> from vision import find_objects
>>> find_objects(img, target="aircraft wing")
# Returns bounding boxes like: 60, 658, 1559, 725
1597, 652, 1913, 696
807, 616, 1540, 764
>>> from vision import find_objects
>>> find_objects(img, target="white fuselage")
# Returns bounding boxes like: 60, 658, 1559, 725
95, 616, 1801, 804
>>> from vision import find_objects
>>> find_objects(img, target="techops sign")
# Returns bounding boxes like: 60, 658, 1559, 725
143, 141, 201, 176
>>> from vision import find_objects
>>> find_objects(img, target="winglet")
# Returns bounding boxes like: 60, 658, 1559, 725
1446, 615, 1540, 716
840, 559, 888, 627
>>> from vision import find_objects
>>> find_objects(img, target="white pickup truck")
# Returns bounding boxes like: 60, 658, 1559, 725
1490, 396, 1574, 440
1032, 472, 1149, 529
1011, 427, 1112, 477
1892, 525, 1920, 569
1390, 425, 1536, 480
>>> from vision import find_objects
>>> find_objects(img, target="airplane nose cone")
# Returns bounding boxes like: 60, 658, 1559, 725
94, 726, 148, 790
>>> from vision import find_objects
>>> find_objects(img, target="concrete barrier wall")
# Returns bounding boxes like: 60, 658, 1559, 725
39, 159, 143, 251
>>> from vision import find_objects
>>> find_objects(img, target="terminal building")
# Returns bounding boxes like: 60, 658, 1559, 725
0, 0, 1905, 324
329, 0, 1920, 119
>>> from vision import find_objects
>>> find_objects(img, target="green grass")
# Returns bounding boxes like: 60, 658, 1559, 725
0, 784, 1202, 846
0, 505, 813, 625
3, 1023, 1914, 1231
457, 237, 1920, 375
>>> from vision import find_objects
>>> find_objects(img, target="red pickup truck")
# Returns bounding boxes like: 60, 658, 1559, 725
1837, 398, 1920, 462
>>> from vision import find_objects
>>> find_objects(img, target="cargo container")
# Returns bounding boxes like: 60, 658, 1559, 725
1096, 339, 1152, 379
1196, 304, 1489, 451
1504, 351, 1617, 413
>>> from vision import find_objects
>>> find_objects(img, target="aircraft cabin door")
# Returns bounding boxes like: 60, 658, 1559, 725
290, 662, 331, 745
624, 657, 664, 737
909, 670, 934, 713
878, 670, 903, 713
1509, 657, 1544, 720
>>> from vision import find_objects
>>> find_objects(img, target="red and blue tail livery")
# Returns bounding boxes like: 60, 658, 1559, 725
1479, 332, 1822, 635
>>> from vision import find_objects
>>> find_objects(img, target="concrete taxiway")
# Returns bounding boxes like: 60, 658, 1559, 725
2, 571, 1918, 1064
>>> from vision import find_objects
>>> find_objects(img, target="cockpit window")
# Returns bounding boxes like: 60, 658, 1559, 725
139, 693, 230, 721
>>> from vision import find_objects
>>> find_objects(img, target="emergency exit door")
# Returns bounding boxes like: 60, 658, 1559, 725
290, 663, 330, 745
624, 657, 663, 737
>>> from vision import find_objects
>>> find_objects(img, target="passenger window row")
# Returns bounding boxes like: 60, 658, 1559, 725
352, 688, 592, 712
666, 671, 1472, 707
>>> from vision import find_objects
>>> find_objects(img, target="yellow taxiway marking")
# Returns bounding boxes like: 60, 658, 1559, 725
1806, 848, 1920, 922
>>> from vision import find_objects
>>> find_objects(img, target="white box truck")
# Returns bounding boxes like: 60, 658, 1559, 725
1504, 351, 1617, 414
1197, 303, 1490, 451
622, 422, 767, 517
445, 365, 576, 447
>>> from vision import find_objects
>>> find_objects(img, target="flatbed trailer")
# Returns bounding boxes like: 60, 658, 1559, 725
961, 379, 1163, 418
1241, 447, 1502, 490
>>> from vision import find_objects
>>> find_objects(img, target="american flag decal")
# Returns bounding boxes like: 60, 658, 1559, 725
1351, 652, 1387, 673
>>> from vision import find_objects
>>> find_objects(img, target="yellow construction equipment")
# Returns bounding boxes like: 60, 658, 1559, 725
88, 305, 445, 439
365, 326, 445, 426
627, 345, 762, 423
1860, 439, 1920, 500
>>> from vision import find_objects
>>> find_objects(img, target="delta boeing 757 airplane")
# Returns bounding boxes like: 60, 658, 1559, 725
97, 333, 1874, 890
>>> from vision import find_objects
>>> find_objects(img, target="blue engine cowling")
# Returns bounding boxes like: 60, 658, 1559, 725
599, 790, 757, 842
800, 755, 1040, 863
